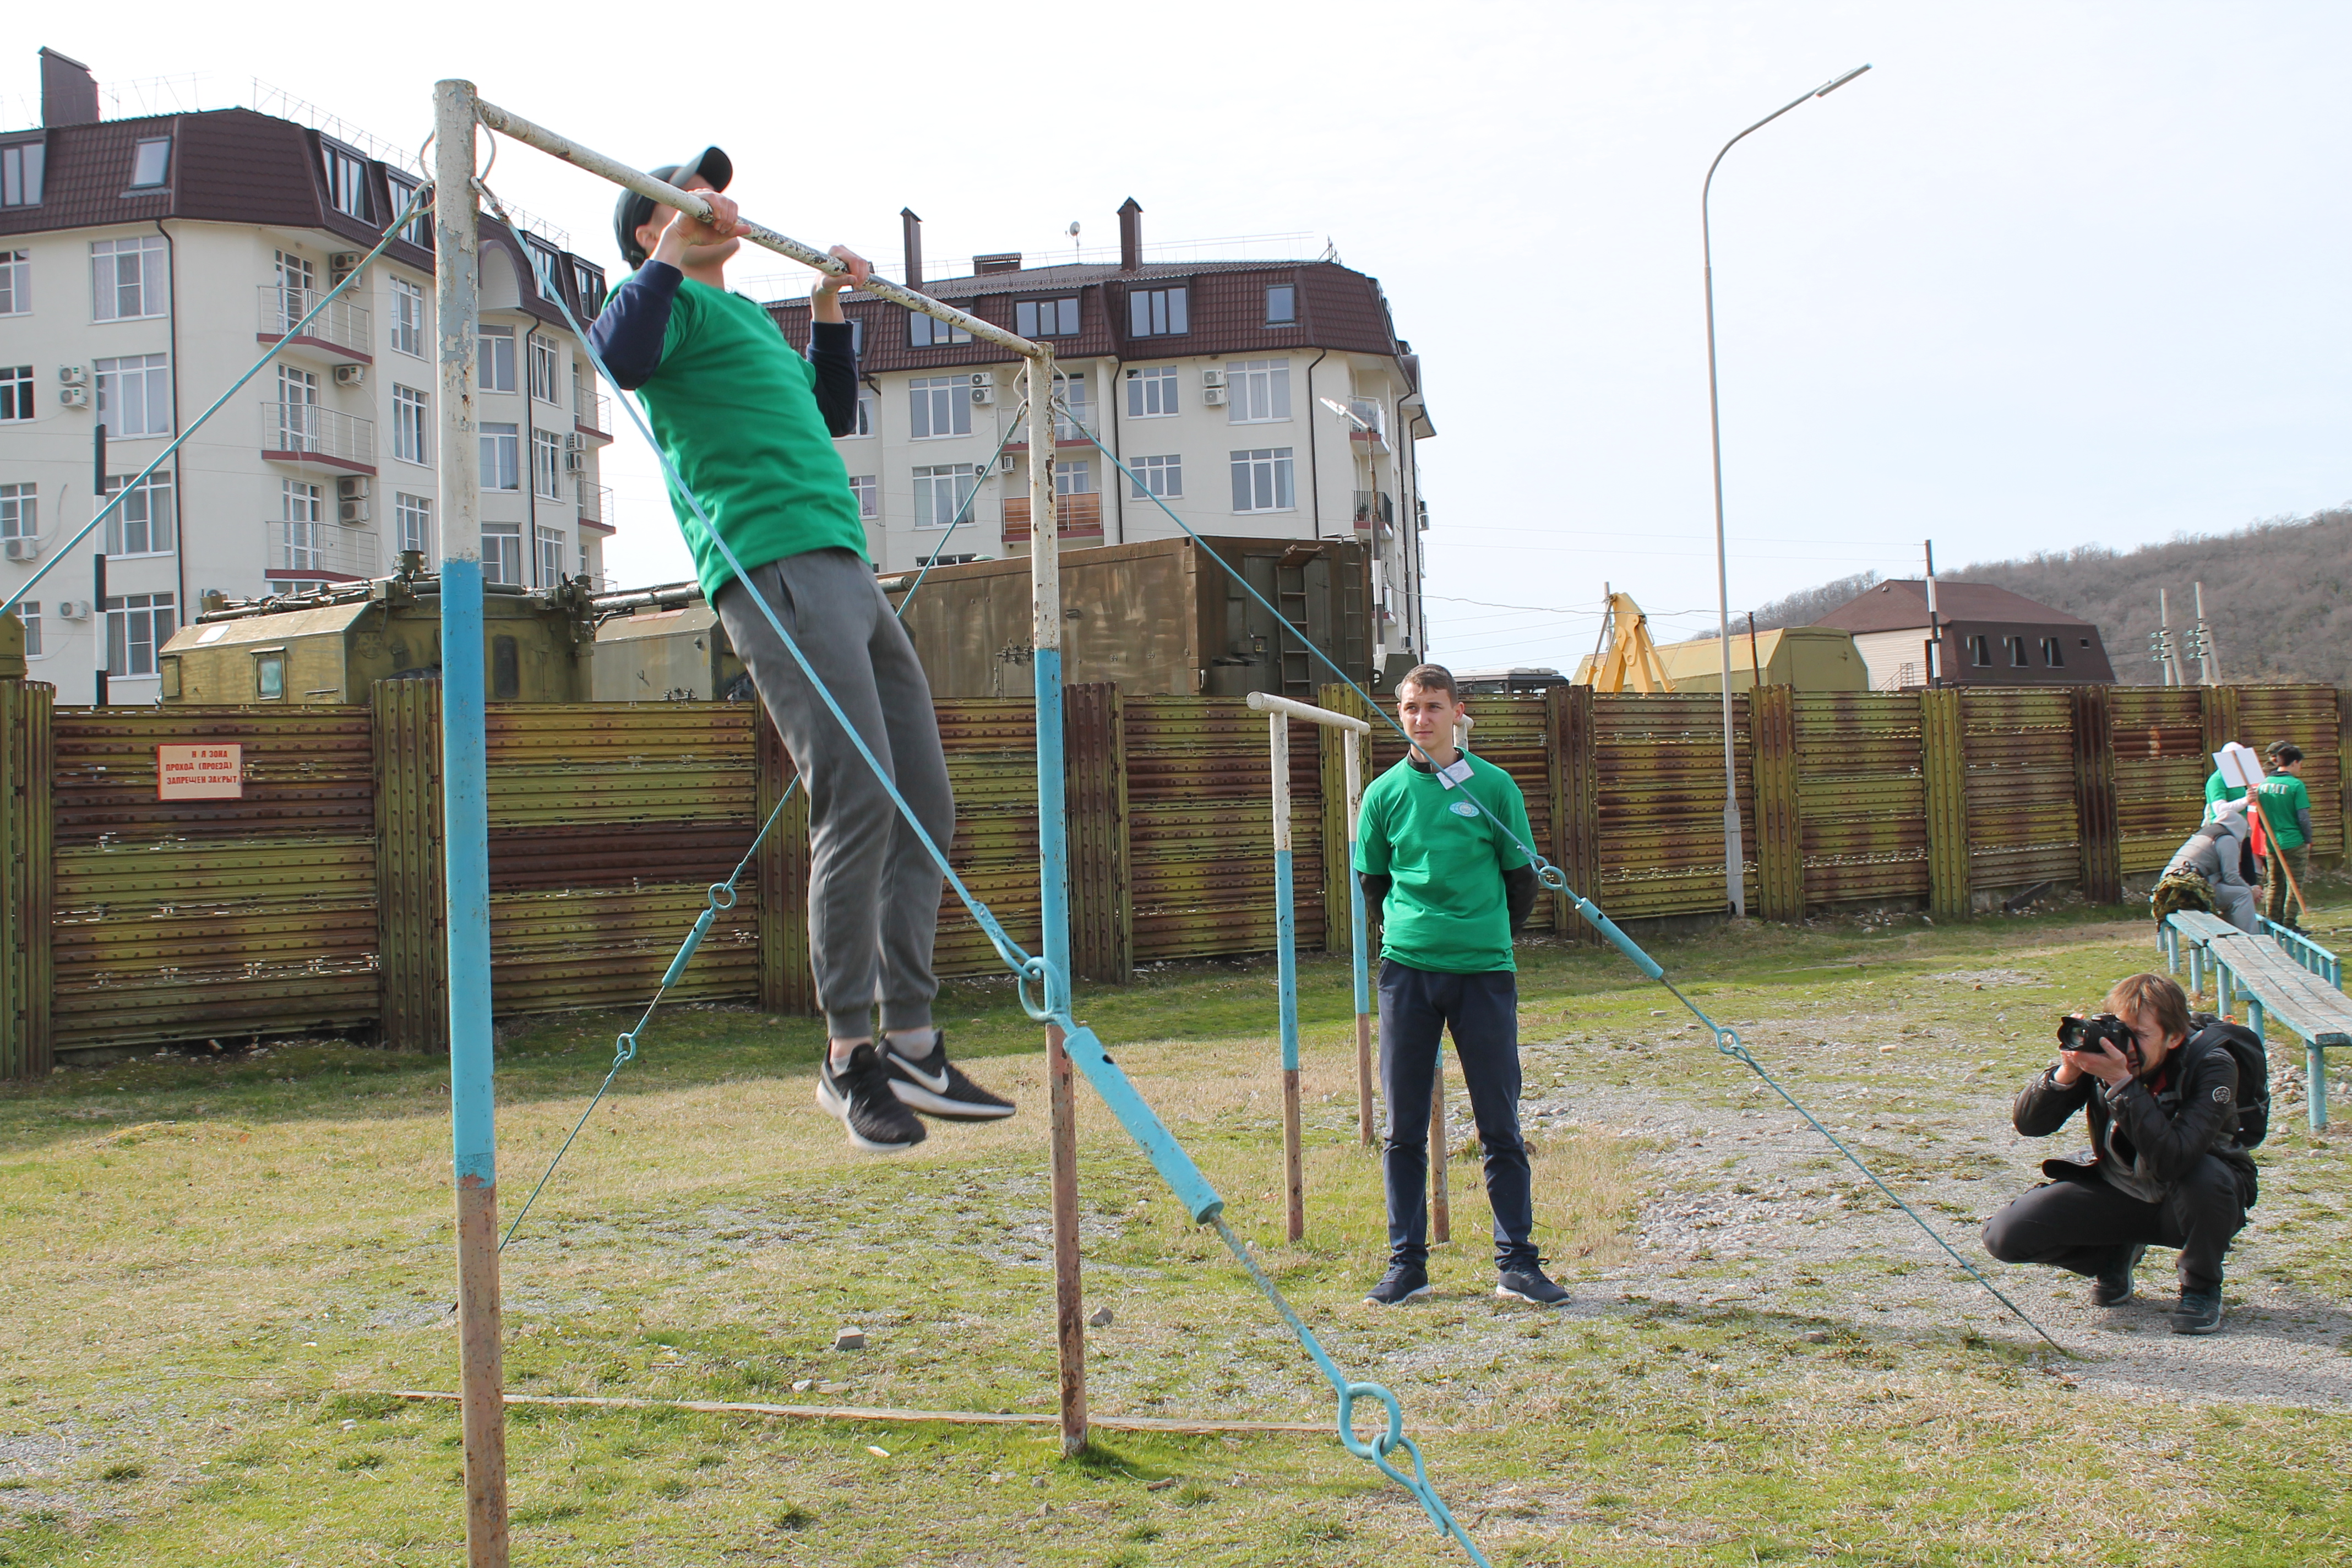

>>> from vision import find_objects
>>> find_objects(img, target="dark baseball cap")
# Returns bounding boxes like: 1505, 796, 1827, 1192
613, 146, 734, 267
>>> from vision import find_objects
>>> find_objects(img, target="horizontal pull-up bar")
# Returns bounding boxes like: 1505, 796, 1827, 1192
1246, 690, 1371, 733
469, 96, 1042, 362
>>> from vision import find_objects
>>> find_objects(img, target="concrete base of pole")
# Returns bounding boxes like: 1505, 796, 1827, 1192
455, 1178, 509, 1568
1283, 1065, 1304, 1242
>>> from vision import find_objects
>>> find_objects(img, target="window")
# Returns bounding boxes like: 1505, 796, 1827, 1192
536, 525, 566, 586
1, 364, 32, 421
850, 475, 879, 520
395, 492, 433, 556
0, 251, 26, 315
480, 423, 520, 491
1228, 358, 1291, 423
571, 260, 605, 314
531, 428, 564, 499
128, 137, 171, 189
525, 239, 564, 302
255, 651, 286, 699
104, 592, 176, 677
10, 601, 37, 657
274, 364, 318, 449
479, 325, 516, 393
1229, 447, 1295, 512
2041, 637, 2065, 668
1265, 284, 1296, 325
849, 388, 876, 438
322, 143, 371, 221
0, 483, 33, 539
386, 175, 431, 247
1968, 634, 1991, 668
393, 385, 429, 464
909, 375, 971, 439
482, 520, 523, 585
912, 464, 980, 529
91, 235, 167, 320
280, 481, 324, 574
388, 277, 425, 356
908, 310, 970, 348
1128, 455, 1182, 500
102, 471, 174, 556
1016, 297, 1080, 338
95, 353, 171, 436
1125, 364, 1178, 418
0, 143, 42, 208
529, 336, 560, 404
1128, 286, 1188, 337
1054, 374, 1092, 441
1056, 460, 1095, 497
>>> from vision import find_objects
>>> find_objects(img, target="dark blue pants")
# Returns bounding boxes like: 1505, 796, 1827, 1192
1378, 960, 1537, 1271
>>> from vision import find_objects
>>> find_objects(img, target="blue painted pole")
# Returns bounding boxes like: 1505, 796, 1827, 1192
1268, 712, 1305, 1242
1346, 726, 1373, 1147
432, 79, 508, 1566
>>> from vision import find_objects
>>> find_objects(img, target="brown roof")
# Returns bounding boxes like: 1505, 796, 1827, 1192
1814, 579, 2095, 633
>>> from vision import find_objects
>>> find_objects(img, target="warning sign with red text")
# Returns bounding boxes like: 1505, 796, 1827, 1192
156, 743, 244, 801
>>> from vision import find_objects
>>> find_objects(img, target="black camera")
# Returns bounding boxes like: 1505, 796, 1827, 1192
2057, 1014, 2134, 1055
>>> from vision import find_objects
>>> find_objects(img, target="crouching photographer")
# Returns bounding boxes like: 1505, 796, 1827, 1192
1981, 973, 2263, 1336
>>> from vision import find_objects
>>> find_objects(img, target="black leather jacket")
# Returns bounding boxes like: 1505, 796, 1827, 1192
2012, 1036, 2258, 1207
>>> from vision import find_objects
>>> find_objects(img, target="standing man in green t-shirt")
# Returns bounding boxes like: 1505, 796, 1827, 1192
1353, 663, 1565, 1308
591, 150, 1014, 1153
2254, 743, 2315, 928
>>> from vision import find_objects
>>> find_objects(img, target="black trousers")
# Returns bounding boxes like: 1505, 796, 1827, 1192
1981, 1156, 2246, 1292
1377, 960, 1536, 1272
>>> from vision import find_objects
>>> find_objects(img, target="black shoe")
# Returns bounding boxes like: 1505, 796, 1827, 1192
817, 1044, 927, 1152
1496, 1266, 1571, 1306
2090, 1245, 2144, 1307
2170, 1286, 2224, 1336
1364, 1264, 1431, 1306
882, 1031, 1017, 1121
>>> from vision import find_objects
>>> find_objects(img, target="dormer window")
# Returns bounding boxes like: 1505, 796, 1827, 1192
321, 142, 372, 221
128, 137, 171, 189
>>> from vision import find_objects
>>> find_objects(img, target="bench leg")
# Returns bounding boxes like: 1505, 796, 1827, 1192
2218, 968, 2233, 1016
2248, 1000, 2264, 1043
2190, 946, 2204, 999
2310, 1042, 2328, 1132
2163, 927, 2178, 975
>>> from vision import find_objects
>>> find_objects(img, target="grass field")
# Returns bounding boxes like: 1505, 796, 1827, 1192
3, 884, 2350, 1565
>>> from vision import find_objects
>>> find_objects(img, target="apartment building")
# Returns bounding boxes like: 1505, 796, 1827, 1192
0, 49, 614, 705
766, 200, 1436, 671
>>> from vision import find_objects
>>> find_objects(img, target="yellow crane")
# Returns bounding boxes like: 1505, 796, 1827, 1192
1574, 587, 1677, 693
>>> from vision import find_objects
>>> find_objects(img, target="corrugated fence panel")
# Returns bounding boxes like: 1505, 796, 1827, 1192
51, 707, 379, 1049
2110, 687, 2207, 873
1593, 694, 1756, 918
932, 701, 1045, 978
1128, 697, 1324, 961
1962, 689, 2081, 891
1793, 692, 1929, 906
2234, 685, 2343, 858
484, 705, 760, 1012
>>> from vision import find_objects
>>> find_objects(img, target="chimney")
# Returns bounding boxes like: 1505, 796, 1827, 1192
40, 47, 99, 128
900, 207, 923, 291
1117, 197, 1142, 271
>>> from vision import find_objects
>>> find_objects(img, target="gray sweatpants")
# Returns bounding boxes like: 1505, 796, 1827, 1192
715, 547, 955, 1041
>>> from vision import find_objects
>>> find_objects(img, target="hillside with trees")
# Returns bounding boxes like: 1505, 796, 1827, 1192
1752, 507, 2351, 687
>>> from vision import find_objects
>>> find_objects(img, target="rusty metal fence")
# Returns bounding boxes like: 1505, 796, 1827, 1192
0, 678, 2343, 1069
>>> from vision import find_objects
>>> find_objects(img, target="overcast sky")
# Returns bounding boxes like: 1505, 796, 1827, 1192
10, 2, 2345, 673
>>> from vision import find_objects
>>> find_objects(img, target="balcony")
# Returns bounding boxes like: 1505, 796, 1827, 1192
261, 518, 380, 584
1352, 489, 1395, 537
258, 285, 373, 362
577, 480, 616, 535
1001, 492, 1103, 543
574, 390, 612, 442
260, 402, 377, 474
1346, 398, 1390, 456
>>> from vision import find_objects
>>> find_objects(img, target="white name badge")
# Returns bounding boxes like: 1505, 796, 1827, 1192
1436, 758, 1474, 789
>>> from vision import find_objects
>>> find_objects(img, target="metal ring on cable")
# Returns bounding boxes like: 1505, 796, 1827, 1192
613, 1029, 640, 1065
706, 880, 738, 913
1016, 956, 1059, 1022
1535, 863, 1569, 892
1337, 1381, 1406, 1461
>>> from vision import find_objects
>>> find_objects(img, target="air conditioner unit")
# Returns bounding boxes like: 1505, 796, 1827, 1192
1199, 368, 1226, 389
333, 363, 367, 387
563, 451, 585, 473
2, 538, 37, 562
58, 365, 88, 386
337, 476, 370, 502
1200, 386, 1227, 406
58, 386, 90, 409
339, 499, 371, 525
969, 384, 996, 406
969, 372, 999, 388
329, 251, 364, 279
563, 432, 584, 453
56, 600, 90, 621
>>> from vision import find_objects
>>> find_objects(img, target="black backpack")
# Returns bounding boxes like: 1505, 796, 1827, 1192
2187, 1014, 2270, 1148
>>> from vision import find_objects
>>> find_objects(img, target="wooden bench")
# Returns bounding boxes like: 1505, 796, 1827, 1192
2263, 917, 2344, 991
2161, 910, 2243, 999
2204, 929, 2352, 1131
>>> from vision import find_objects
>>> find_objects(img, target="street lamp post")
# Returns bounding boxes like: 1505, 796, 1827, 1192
1703, 63, 1869, 918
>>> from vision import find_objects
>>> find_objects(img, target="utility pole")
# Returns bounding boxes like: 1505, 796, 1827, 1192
2190, 581, 2219, 684
2151, 589, 2186, 687
92, 424, 107, 707
1923, 540, 1942, 689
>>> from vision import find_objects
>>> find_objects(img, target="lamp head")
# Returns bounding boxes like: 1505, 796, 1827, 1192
1816, 63, 1871, 96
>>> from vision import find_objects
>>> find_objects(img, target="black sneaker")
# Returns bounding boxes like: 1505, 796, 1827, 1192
2170, 1286, 2224, 1336
882, 1031, 1016, 1121
1496, 1266, 1571, 1306
2090, 1244, 2144, 1307
1364, 1263, 1431, 1306
816, 1044, 927, 1152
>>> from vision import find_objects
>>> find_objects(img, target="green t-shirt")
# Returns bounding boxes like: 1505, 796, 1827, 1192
2255, 774, 2312, 850
1353, 752, 1533, 974
630, 274, 868, 598
2204, 770, 2246, 812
